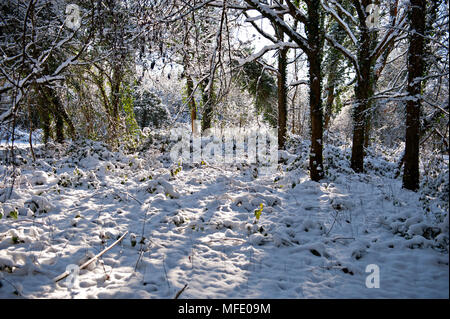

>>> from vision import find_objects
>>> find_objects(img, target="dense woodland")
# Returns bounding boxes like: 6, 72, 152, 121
0, 0, 448, 299
1, 0, 448, 188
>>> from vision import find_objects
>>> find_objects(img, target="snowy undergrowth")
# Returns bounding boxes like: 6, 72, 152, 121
0, 134, 448, 298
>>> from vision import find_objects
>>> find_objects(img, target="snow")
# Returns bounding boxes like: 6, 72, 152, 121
0, 128, 42, 147
321, 1, 358, 46
244, 0, 310, 52
0, 135, 448, 299
238, 42, 298, 67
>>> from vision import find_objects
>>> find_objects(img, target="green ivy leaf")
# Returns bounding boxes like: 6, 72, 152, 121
254, 203, 264, 221
9, 210, 18, 220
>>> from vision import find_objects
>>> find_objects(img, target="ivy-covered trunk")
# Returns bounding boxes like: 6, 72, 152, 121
39, 105, 51, 144
55, 113, 64, 143
323, 21, 345, 131
200, 78, 214, 131
351, 76, 372, 173
39, 86, 76, 143
109, 65, 123, 142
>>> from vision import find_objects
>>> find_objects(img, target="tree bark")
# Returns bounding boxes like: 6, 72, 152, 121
275, 1, 288, 149
277, 48, 288, 149
185, 75, 197, 133
109, 65, 123, 141
39, 86, 76, 143
323, 21, 346, 131
307, 1, 324, 181
201, 78, 213, 131
351, 12, 375, 173
55, 112, 64, 143
351, 74, 372, 173
403, 0, 425, 191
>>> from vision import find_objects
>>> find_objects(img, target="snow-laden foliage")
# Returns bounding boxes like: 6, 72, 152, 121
0, 0, 448, 299
0, 132, 447, 298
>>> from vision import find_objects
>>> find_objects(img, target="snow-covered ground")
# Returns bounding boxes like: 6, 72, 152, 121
0, 135, 448, 299
0, 128, 42, 147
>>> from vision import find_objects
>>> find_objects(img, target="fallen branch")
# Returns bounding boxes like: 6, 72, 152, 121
53, 231, 129, 283
331, 237, 355, 242
174, 284, 188, 299
201, 238, 247, 245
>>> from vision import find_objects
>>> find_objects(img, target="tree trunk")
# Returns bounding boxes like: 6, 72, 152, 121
182, 27, 197, 134
364, 111, 372, 148
351, 20, 374, 173
351, 79, 370, 173
277, 48, 288, 149
109, 65, 123, 142
363, 79, 378, 148
43, 86, 76, 142
185, 75, 197, 133
201, 78, 213, 131
38, 86, 76, 143
52, 92, 76, 141
141, 108, 148, 128
403, 0, 425, 191
55, 112, 64, 143
307, 1, 324, 182
111, 66, 122, 122
275, 2, 288, 149
323, 21, 345, 131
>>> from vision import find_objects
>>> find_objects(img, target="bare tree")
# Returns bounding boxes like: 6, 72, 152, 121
322, 0, 407, 172
403, 0, 426, 191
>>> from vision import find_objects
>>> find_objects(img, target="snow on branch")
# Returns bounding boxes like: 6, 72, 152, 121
244, 15, 264, 22
243, 0, 310, 54
0, 108, 13, 123
207, 1, 252, 10
284, 0, 308, 25
371, 13, 408, 61
321, 0, 358, 46
324, 34, 360, 77
328, 0, 359, 25
290, 79, 309, 86
237, 42, 298, 66
243, 11, 278, 43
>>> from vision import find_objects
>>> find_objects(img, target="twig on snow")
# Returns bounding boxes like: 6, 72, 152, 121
174, 284, 188, 299
53, 231, 128, 283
